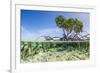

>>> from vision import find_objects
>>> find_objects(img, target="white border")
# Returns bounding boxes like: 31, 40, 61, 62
11, 4, 96, 73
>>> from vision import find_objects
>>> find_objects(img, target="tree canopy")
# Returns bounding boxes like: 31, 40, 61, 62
55, 15, 83, 40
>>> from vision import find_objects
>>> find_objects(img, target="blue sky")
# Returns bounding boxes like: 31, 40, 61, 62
21, 10, 90, 41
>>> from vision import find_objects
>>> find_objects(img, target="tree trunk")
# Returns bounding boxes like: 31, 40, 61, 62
62, 29, 67, 40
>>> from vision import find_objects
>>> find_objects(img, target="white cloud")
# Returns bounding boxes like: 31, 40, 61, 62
21, 26, 89, 41
21, 26, 63, 41
38, 28, 63, 37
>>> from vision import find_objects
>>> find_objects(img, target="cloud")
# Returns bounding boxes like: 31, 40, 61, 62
21, 27, 39, 41
21, 26, 63, 41
21, 26, 89, 41
38, 28, 63, 36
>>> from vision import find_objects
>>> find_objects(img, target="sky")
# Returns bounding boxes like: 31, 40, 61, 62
21, 9, 90, 41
